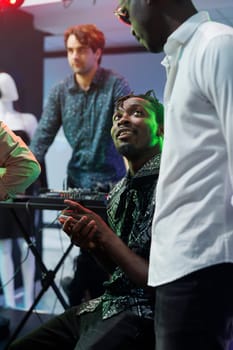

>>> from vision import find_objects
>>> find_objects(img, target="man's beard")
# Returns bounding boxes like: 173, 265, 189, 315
118, 144, 138, 159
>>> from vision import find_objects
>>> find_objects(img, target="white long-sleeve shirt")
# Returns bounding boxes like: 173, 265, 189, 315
148, 12, 233, 286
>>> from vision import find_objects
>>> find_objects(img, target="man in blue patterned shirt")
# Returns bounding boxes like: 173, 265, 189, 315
30, 24, 131, 190
10, 91, 163, 350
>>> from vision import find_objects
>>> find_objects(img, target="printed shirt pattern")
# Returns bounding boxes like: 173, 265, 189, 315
77, 154, 160, 320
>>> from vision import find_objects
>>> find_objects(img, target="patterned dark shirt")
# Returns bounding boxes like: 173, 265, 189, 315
77, 154, 160, 320
30, 67, 131, 189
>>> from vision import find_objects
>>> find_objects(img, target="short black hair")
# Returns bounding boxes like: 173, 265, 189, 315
115, 90, 164, 125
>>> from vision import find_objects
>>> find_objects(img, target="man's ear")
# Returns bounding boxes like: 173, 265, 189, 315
95, 48, 102, 62
157, 125, 164, 137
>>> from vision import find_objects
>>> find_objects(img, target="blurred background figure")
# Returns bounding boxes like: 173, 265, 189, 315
0, 72, 38, 309
30, 23, 130, 191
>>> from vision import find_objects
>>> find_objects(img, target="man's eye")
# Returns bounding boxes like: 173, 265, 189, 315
133, 110, 144, 117
113, 113, 121, 122
78, 47, 89, 54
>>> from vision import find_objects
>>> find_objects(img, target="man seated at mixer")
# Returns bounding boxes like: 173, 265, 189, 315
9, 90, 164, 350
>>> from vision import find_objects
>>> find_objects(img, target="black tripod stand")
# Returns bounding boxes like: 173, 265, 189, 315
0, 195, 106, 347
5, 204, 73, 347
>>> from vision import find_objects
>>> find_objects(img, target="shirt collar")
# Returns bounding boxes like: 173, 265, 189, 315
164, 11, 210, 56
68, 66, 104, 92
114, 154, 160, 220
125, 153, 161, 183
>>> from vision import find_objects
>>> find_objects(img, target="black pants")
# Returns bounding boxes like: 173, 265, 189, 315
8, 305, 155, 350
155, 263, 233, 350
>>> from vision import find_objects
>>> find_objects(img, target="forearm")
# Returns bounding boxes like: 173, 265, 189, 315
93, 231, 149, 287
89, 246, 116, 274
30, 95, 61, 162
30, 121, 58, 162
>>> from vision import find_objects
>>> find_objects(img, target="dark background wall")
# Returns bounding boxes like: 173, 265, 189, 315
0, 8, 46, 292
0, 9, 45, 119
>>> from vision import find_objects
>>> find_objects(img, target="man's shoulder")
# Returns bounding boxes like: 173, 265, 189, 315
190, 20, 233, 67
98, 67, 128, 83
198, 20, 233, 42
50, 74, 74, 93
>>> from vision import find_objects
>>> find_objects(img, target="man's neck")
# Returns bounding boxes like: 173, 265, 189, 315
128, 147, 161, 176
162, 1, 197, 35
75, 65, 98, 91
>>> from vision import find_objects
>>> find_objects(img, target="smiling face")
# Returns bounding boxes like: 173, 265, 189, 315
111, 96, 162, 163
115, 0, 170, 53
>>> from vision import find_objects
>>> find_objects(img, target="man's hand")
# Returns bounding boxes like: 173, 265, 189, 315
58, 199, 149, 286
58, 199, 111, 250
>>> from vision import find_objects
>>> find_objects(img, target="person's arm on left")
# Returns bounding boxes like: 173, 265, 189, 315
0, 121, 41, 200
59, 199, 149, 287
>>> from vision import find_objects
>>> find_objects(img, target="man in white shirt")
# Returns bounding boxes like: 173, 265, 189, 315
115, 1, 233, 349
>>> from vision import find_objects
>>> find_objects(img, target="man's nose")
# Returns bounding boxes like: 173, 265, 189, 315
73, 50, 81, 58
117, 113, 130, 126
